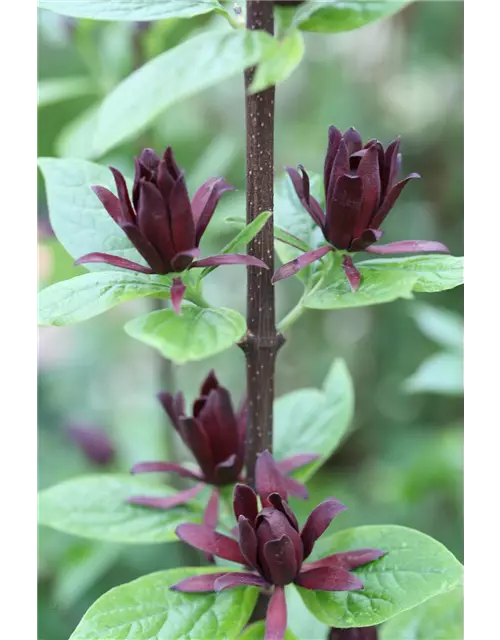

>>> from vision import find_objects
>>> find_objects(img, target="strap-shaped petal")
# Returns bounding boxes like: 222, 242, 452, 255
295, 566, 364, 591
265, 586, 287, 640
192, 177, 235, 245
175, 523, 247, 564
325, 174, 363, 249
127, 483, 204, 509
365, 240, 450, 254
300, 498, 347, 559
130, 461, 202, 481
74, 252, 153, 273
214, 572, 269, 593
271, 245, 332, 283
170, 572, 227, 593
342, 255, 361, 292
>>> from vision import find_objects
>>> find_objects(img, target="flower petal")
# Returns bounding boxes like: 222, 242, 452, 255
214, 572, 269, 593
326, 139, 349, 207
157, 391, 184, 432
382, 137, 401, 194
66, 424, 114, 466
263, 535, 298, 586
197, 387, 239, 468
191, 254, 269, 269
136, 180, 174, 268
169, 172, 196, 253
171, 248, 201, 272
110, 167, 135, 224
128, 483, 204, 509
139, 148, 161, 173
329, 626, 378, 639
238, 515, 258, 568
342, 255, 361, 292
370, 173, 420, 229
256, 450, 288, 506
234, 483, 259, 523
267, 493, 299, 531
192, 177, 236, 245
275, 454, 320, 476
280, 473, 310, 500
202, 489, 221, 563
365, 240, 450, 254
302, 549, 386, 573
200, 370, 220, 396
265, 586, 287, 640
214, 453, 241, 485
271, 245, 332, 283
295, 566, 364, 591
325, 175, 363, 250
120, 222, 166, 273
354, 145, 381, 237
170, 277, 186, 314
175, 523, 247, 564
170, 572, 227, 593
300, 498, 347, 559
130, 461, 202, 481
343, 127, 363, 155
91, 186, 124, 225
74, 252, 153, 273
324, 126, 342, 198
350, 229, 384, 252
178, 417, 214, 480
203, 489, 220, 530
285, 167, 325, 229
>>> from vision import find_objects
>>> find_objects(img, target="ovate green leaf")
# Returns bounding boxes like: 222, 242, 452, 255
249, 30, 305, 94
293, 1, 410, 33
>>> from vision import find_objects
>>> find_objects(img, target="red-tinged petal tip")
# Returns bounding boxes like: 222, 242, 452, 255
256, 450, 289, 506
300, 498, 347, 559
127, 483, 204, 510
295, 566, 364, 591
265, 586, 288, 640
74, 253, 154, 274
271, 245, 332, 283
170, 572, 227, 593
175, 523, 246, 564
170, 277, 186, 314
342, 255, 361, 292
191, 254, 269, 269
213, 572, 269, 593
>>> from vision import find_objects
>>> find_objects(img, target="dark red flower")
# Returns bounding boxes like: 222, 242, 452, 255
75, 146, 267, 309
128, 374, 318, 535
329, 627, 378, 640
66, 423, 115, 466
171, 451, 385, 640
272, 126, 449, 291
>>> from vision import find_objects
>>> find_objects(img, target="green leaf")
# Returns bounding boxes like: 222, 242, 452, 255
274, 171, 323, 283
410, 303, 463, 352
293, 1, 410, 33
404, 353, 463, 396
38, 77, 96, 108
38, 474, 201, 544
249, 30, 305, 94
200, 211, 272, 278
225, 216, 311, 253
380, 587, 464, 640
38, 0, 226, 21
297, 525, 463, 628
37, 157, 141, 268
125, 306, 246, 364
93, 29, 275, 156
239, 621, 298, 640
358, 255, 464, 293
53, 541, 121, 608
304, 265, 418, 309
38, 271, 172, 326
69, 567, 259, 640
55, 104, 101, 159
274, 359, 354, 482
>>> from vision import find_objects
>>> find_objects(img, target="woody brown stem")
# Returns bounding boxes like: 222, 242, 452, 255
239, 1, 285, 489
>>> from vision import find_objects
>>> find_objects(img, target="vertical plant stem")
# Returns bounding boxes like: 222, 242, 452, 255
240, 1, 284, 489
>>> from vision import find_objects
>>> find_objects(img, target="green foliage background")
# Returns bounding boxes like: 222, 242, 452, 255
37, 3, 463, 638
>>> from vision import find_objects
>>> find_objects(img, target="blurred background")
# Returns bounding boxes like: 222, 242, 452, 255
38, 2, 463, 638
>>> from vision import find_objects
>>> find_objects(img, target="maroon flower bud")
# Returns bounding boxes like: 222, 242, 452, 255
172, 451, 385, 640
66, 423, 115, 466
75, 146, 267, 310
128, 376, 319, 536
273, 126, 449, 291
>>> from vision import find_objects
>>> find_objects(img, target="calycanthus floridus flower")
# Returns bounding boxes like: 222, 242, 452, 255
128, 372, 318, 533
272, 126, 449, 291
75, 146, 267, 311
171, 451, 385, 640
